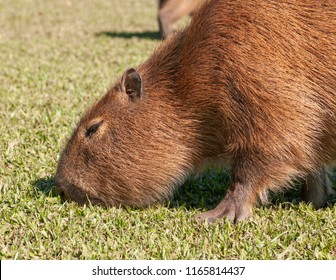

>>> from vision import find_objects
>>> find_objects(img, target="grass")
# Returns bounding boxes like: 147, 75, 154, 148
0, 0, 335, 260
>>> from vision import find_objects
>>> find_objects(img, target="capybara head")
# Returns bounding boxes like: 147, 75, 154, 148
55, 68, 197, 207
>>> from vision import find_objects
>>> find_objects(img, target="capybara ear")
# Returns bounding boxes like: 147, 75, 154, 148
121, 68, 143, 101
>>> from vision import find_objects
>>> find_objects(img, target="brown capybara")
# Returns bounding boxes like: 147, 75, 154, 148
158, 0, 204, 39
56, 0, 336, 223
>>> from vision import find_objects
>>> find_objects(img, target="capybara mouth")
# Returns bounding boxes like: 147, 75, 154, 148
55, 178, 106, 206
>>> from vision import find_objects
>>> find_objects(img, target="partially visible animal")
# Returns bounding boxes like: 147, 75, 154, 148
158, 0, 205, 38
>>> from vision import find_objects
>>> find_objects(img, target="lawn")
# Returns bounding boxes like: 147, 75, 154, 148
0, 0, 335, 260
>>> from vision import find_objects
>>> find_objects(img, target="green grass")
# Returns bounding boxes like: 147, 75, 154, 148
1, 0, 336, 260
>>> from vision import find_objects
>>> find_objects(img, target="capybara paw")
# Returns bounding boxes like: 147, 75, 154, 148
196, 200, 252, 224
196, 209, 233, 223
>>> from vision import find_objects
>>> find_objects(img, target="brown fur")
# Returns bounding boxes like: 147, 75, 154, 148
56, 0, 336, 223
158, 0, 205, 39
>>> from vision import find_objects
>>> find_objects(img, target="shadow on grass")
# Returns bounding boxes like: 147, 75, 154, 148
167, 169, 231, 211
95, 31, 161, 40
32, 176, 58, 197
168, 169, 336, 212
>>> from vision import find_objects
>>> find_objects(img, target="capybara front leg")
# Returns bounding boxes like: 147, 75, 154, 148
197, 181, 258, 223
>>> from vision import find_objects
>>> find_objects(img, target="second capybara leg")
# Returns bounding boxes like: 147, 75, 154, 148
158, 10, 173, 39
301, 166, 334, 209
158, 0, 172, 39
158, 0, 202, 39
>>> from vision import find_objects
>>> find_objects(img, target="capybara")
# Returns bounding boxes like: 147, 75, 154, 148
56, 0, 336, 223
158, 0, 204, 39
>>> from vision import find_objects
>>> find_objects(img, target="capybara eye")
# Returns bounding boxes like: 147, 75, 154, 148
86, 121, 103, 138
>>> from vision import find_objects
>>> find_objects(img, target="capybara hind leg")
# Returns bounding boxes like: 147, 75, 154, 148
197, 182, 257, 223
301, 166, 334, 209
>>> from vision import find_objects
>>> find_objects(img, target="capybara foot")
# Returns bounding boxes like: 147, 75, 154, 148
196, 187, 253, 223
